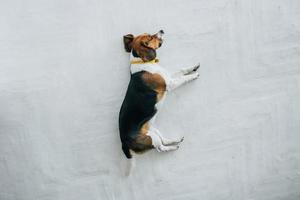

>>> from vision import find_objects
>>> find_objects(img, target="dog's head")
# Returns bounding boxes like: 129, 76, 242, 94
123, 30, 164, 62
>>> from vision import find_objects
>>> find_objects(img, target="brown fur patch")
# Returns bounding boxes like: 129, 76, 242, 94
131, 34, 162, 61
141, 72, 166, 101
135, 134, 152, 146
132, 34, 161, 50
131, 134, 153, 154
134, 120, 152, 153
140, 122, 150, 135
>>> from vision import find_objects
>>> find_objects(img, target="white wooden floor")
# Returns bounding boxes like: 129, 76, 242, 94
0, 0, 300, 199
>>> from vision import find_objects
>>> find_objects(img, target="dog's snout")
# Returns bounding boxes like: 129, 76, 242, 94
156, 30, 164, 39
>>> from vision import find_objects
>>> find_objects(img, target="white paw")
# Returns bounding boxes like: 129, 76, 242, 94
192, 72, 200, 80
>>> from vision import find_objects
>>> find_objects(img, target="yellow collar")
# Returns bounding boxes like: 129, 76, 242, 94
130, 58, 159, 65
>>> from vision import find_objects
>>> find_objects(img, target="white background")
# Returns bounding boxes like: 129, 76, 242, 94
1, 0, 300, 199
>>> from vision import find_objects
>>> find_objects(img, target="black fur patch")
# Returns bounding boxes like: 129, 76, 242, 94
119, 71, 157, 158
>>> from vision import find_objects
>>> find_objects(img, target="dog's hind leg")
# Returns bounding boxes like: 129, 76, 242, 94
150, 127, 184, 146
158, 144, 179, 152
147, 130, 180, 152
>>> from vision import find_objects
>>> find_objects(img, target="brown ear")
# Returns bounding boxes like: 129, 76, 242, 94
138, 45, 157, 62
123, 34, 134, 52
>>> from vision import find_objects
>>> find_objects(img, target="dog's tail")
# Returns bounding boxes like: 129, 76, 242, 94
122, 145, 135, 176
125, 156, 135, 176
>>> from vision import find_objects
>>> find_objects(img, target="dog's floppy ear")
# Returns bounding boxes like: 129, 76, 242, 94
123, 34, 134, 52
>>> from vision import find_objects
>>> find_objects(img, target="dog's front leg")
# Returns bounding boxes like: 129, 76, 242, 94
167, 72, 199, 91
171, 63, 200, 78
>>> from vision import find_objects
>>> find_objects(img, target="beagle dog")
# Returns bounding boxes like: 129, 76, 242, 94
119, 30, 200, 159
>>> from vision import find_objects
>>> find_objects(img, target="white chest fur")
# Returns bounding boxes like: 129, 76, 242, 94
130, 57, 172, 89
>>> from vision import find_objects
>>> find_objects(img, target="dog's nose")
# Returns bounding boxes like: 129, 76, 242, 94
156, 30, 164, 39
